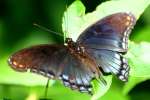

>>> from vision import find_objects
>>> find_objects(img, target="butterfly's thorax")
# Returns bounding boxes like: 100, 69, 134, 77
66, 38, 85, 57
66, 38, 100, 77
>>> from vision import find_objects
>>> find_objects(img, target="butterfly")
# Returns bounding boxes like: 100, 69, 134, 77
8, 12, 136, 94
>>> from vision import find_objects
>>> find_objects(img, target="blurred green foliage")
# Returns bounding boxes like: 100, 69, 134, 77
0, 0, 150, 100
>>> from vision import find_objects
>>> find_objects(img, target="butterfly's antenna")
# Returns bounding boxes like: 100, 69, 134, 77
44, 79, 50, 98
33, 23, 63, 37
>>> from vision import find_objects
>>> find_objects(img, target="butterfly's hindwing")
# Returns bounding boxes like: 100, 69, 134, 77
86, 48, 129, 81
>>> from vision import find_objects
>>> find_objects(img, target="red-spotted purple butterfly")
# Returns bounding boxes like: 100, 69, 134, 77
8, 13, 136, 94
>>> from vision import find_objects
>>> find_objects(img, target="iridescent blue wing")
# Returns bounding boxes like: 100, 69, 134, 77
8, 44, 100, 94
77, 13, 136, 81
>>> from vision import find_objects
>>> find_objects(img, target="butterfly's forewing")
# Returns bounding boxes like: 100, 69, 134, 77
77, 13, 136, 81
8, 44, 100, 93
77, 13, 136, 52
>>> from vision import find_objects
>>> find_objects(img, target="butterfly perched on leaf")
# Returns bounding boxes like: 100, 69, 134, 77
8, 12, 136, 94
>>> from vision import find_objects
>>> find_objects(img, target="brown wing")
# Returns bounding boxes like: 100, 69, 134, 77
8, 44, 100, 94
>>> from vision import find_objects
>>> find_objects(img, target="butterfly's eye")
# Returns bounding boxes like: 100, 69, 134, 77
8, 54, 28, 72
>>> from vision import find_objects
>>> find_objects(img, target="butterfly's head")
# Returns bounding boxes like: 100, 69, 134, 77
65, 38, 73, 44
8, 52, 29, 72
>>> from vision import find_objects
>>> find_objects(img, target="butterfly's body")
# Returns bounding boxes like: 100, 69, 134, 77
8, 13, 136, 94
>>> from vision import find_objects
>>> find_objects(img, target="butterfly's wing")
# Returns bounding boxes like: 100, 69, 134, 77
8, 44, 100, 93
77, 13, 136, 81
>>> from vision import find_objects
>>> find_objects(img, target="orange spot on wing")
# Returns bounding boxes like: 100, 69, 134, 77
125, 21, 130, 26
126, 16, 131, 21
13, 61, 18, 66
19, 64, 24, 68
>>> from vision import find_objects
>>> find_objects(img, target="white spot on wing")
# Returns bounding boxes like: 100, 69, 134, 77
62, 74, 69, 80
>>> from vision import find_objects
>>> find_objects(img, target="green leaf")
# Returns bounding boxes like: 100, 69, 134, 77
132, 26, 150, 42
62, 0, 149, 99
91, 76, 112, 100
128, 42, 150, 77
100, 80, 130, 100
123, 42, 150, 94
62, 0, 150, 41
62, 0, 86, 41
